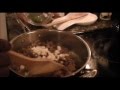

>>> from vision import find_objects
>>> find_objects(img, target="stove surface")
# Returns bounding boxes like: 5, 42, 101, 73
7, 13, 120, 77
79, 28, 120, 77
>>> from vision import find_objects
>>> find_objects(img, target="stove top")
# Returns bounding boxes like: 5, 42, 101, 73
7, 13, 120, 77
79, 28, 120, 77
9, 28, 120, 78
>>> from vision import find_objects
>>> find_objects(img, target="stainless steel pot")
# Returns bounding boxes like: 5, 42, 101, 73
8, 29, 91, 77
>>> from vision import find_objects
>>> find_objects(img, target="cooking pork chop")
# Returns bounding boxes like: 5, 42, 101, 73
56, 13, 98, 30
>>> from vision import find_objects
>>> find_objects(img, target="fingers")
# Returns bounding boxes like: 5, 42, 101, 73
0, 39, 11, 77
0, 53, 10, 67
0, 39, 11, 52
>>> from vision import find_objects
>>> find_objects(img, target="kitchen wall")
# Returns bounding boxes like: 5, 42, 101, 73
0, 13, 8, 40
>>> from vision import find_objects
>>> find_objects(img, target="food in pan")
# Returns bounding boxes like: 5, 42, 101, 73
14, 40, 78, 77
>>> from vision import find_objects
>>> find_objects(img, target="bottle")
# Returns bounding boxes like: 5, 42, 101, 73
0, 13, 8, 40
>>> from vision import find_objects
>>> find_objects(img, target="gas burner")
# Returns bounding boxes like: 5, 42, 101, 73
92, 37, 120, 63
90, 37, 120, 77
92, 38, 113, 57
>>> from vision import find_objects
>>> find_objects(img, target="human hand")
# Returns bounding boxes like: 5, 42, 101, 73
0, 39, 11, 77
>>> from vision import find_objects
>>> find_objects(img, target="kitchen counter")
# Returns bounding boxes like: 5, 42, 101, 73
6, 13, 119, 41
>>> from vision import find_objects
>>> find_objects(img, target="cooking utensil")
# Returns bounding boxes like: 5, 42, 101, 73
8, 29, 91, 77
8, 50, 70, 76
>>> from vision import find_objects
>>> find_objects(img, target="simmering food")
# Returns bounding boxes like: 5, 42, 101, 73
14, 40, 78, 77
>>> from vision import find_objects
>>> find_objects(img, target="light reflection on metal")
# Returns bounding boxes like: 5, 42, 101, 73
85, 64, 91, 69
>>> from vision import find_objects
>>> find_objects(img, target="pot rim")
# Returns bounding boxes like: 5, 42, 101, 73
9, 29, 91, 77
